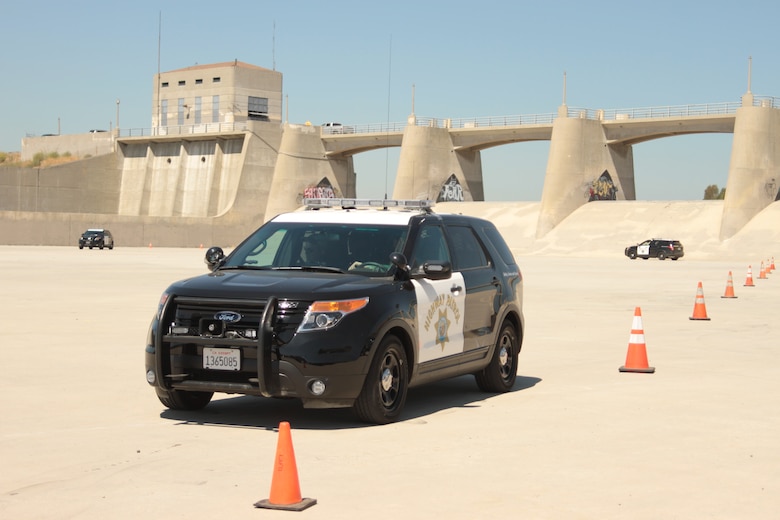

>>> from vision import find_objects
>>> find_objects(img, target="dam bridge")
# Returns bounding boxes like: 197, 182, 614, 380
4, 92, 779, 247
269, 92, 778, 240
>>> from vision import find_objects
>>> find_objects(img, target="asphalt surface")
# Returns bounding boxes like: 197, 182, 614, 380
1, 246, 779, 519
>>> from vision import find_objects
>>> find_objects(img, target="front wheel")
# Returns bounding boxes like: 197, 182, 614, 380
475, 321, 519, 392
354, 335, 408, 424
155, 387, 213, 410
628, 251, 637, 259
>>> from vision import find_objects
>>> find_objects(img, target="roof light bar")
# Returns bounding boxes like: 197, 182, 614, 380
304, 198, 434, 210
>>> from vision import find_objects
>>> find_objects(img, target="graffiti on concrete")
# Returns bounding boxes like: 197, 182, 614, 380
588, 170, 618, 201
437, 174, 464, 202
303, 178, 337, 199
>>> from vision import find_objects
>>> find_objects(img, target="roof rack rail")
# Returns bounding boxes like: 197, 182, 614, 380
303, 198, 435, 211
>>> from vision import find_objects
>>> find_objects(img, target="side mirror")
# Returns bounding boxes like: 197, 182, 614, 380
390, 252, 409, 272
421, 261, 452, 280
204, 246, 225, 271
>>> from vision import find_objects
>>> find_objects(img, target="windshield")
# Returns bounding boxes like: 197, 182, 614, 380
224, 222, 408, 276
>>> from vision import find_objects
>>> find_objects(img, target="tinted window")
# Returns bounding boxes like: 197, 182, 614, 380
447, 225, 488, 270
410, 225, 450, 272
481, 225, 516, 266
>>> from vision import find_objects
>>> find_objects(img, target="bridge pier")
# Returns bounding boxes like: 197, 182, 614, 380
720, 94, 780, 240
393, 116, 482, 201
535, 107, 635, 237
264, 123, 355, 222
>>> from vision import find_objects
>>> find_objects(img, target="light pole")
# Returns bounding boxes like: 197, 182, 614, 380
115, 99, 120, 137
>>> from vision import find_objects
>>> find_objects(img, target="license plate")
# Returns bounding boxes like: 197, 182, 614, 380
203, 347, 240, 371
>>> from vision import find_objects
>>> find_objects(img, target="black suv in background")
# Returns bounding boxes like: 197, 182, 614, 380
78, 229, 114, 250
625, 238, 683, 260
145, 199, 525, 424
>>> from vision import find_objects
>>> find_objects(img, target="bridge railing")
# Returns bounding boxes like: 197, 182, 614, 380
118, 96, 780, 138
119, 121, 249, 138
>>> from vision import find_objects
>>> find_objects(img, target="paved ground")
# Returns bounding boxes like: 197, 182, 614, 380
1, 245, 779, 519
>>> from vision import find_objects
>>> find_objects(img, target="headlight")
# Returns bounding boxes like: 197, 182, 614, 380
156, 292, 170, 319
298, 297, 369, 332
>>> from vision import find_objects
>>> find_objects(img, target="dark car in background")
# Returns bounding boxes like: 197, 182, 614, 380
625, 238, 683, 260
78, 228, 114, 250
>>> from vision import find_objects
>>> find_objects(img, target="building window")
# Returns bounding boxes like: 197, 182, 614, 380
212, 77, 221, 83
161, 99, 168, 126
195, 78, 203, 85
194, 97, 202, 125
178, 80, 185, 86
212, 95, 220, 123
248, 96, 269, 121
178, 98, 185, 125
161, 82, 169, 88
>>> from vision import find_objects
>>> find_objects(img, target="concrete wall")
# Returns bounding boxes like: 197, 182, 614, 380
21, 132, 115, 162
0, 153, 120, 213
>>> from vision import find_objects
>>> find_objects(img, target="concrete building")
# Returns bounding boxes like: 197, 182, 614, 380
151, 60, 283, 129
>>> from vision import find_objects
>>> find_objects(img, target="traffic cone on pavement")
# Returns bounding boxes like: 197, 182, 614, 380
721, 271, 738, 298
690, 282, 711, 321
744, 265, 755, 287
255, 422, 317, 511
619, 307, 655, 373
771, 257, 776, 271
759, 261, 767, 280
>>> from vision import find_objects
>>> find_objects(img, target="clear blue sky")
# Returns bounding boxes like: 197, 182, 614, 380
2, 0, 778, 201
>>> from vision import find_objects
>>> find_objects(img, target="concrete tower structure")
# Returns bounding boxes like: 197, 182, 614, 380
719, 92, 780, 240
392, 115, 483, 202
535, 106, 635, 238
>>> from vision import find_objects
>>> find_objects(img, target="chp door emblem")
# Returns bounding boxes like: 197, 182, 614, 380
435, 309, 451, 349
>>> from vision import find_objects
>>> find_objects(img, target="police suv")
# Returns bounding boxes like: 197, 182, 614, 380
145, 199, 524, 424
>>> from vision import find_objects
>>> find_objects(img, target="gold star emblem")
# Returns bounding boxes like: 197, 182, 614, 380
435, 309, 450, 350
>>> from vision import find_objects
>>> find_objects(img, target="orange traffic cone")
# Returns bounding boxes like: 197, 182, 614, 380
619, 307, 655, 373
771, 257, 776, 271
744, 265, 755, 287
690, 282, 711, 321
759, 261, 767, 279
255, 422, 317, 511
721, 271, 738, 299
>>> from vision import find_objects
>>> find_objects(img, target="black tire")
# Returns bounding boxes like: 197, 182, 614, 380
671, 257, 679, 261
354, 334, 408, 424
658, 251, 667, 260
628, 251, 637, 259
155, 387, 213, 410
79, 245, 83, 249
475, 321, 519, 392
99, 244, 104, 250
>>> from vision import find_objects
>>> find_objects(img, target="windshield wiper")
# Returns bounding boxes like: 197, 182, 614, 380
273, 266, 345, 273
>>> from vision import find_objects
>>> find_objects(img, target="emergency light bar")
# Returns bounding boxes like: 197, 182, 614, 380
304, 198, 435, 210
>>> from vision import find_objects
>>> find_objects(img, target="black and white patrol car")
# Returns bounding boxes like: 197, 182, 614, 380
624, 238, 684, 260
145, 199, 524, 424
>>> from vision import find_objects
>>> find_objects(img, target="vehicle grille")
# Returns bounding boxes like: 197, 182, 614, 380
159, 296, 311, 388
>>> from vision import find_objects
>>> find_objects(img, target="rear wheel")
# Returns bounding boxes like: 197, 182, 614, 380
475, 321, 519, 392
658, 251, 667, 260
354, 335, 408, 424
155, 387, 213, 410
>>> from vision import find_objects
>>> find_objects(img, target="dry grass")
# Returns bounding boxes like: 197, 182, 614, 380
0, 151, 82, 168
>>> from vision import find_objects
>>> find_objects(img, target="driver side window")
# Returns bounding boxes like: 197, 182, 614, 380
410, 225, 449, 272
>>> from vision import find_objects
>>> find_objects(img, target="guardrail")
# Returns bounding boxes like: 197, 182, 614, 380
119, 121, 248, 138
119, 96, 780, 138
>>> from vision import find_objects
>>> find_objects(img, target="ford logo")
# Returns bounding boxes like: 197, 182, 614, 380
214, 311, 242, 323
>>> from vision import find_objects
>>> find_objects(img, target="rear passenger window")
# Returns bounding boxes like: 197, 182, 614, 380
482, 225, 516, 266
447, 225, 488, 270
